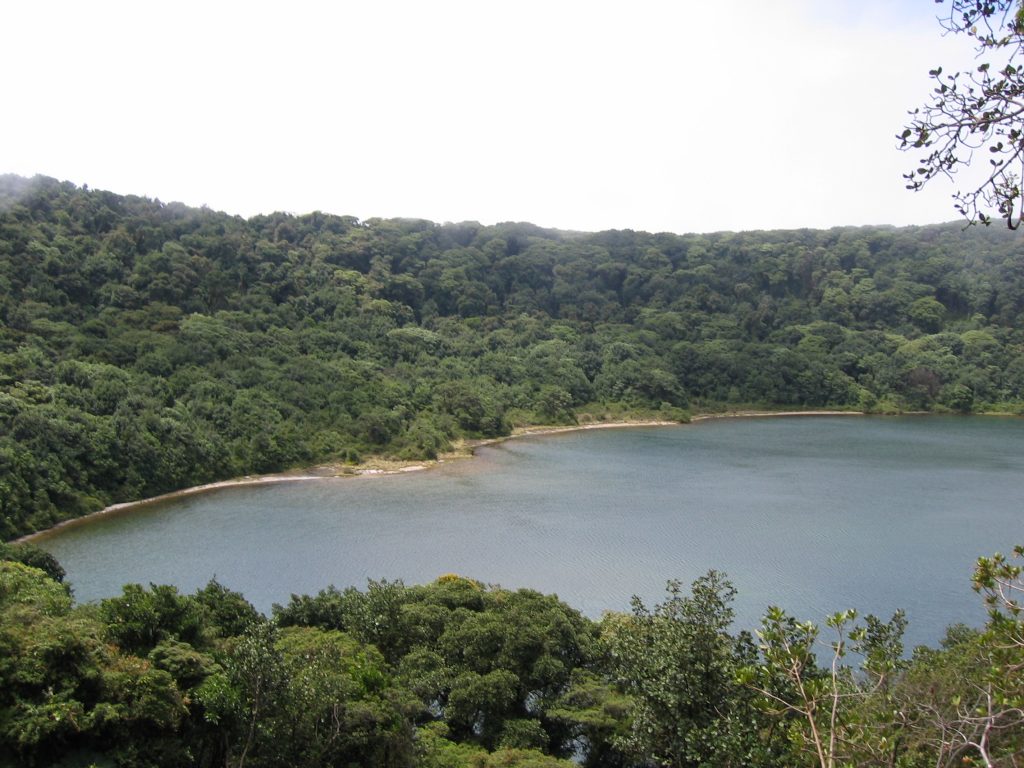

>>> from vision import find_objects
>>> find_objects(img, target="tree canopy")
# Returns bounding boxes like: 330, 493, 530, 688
1, 545, 1022, 767
2, 174, 1024, 539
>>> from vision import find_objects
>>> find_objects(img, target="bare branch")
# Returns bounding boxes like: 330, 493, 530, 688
902, 1, 1024, 227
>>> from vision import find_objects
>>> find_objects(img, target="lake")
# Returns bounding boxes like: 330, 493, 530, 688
34, 415, 1024, 649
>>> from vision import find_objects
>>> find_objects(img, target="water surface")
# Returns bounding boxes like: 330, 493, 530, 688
36, 416, 1024, 648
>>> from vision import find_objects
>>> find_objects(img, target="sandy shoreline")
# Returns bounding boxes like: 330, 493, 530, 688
690, 409, 863, 422
12, 409, 861, 544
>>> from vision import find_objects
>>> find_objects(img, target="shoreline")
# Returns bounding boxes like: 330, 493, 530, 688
690, 409, 864, 422
13, 409, 861, 544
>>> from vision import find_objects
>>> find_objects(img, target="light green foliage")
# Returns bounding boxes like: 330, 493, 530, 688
603, 571, 774, 767
0, 560, 72, 617
929, 544, 1024, 764
973, 543, 1024, 622
909, 297, 946, 333
742, 606, 909, 768
892, 626, 1023, 766
417, 722, 576, 768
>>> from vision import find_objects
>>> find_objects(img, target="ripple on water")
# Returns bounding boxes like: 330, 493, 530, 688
36, 416, 1024, 648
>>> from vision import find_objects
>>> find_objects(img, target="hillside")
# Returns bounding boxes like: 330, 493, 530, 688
2, 174, 1023, 539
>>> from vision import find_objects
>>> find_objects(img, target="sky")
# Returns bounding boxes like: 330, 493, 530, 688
1, 1, 988, 234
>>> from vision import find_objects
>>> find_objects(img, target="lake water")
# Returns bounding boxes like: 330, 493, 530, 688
35, 416, 1024, 648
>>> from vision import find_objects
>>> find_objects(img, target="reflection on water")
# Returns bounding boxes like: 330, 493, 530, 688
37, 416, 1024, 648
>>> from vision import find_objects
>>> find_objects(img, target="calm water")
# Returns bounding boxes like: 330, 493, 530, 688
36, 416, 1024, 648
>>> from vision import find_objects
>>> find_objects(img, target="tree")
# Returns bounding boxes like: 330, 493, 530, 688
740, 607, 907, 768
99, 583, 205, 654
0, 542, 66, 583
889, 549, 1024, 766
603, 572, 773, 768
197, 621, 288, 768
901, 1, 1024, 228
974, 543, 1024, 623
896, 628, 1024, 767
0, 563, 190, 768
274, 626, 417, 768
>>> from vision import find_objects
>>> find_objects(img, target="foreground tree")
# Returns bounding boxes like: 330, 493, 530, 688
741, 548, 1024, 768
604, 572, 779, 767
3, 542, 1024, 766
901, 1, 1024, 227
924, 544, 1024, 765
740, 608, 907, 768
897, 626, 1024, 767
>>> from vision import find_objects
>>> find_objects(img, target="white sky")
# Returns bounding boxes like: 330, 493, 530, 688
1, 1, 987, 234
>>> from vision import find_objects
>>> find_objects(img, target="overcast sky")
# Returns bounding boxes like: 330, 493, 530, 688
2, 1, 985, 234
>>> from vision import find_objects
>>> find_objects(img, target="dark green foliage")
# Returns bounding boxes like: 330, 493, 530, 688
192, 578, 262, 639
100, 583, 206, 654
546, 670, 632, 768
0, 561, 190, 768
3, 175, 1024, 539
0, 559, 598, 768
0, 541, 66, 582
2, 544, 1024, 767
3, 173, 1024, 766
277, 575, 599, 755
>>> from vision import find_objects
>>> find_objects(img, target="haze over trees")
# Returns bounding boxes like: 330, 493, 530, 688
2, 174, 1024, 540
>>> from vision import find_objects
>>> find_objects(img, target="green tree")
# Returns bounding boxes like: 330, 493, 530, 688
274, 626, 417, 768
193, 578, 262, 638
100, 583, 206, 654
603, 571, 773, 767
0, 562, 190, 768
6, 173, 1024, 543
196, 621, 288, 768
0, 542, 66, 583
546, 670, 632, 768
741, 605, 913, 768
908, 296, 946, 333
895, 626, 1024, 767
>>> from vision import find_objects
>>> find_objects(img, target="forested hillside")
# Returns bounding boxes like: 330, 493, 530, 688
3, 174, 1024, 539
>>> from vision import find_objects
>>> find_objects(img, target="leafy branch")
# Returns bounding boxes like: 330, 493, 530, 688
901, 0, 1024, 228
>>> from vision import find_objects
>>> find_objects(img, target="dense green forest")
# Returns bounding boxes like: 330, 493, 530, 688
2, 177, 1024, 765
1, 542, 1022, 767
3, 174, 1024, 540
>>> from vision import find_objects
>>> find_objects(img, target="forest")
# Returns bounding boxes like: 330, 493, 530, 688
2, 174, 1024, 540
1, 540, 1022, 767
1, 175, 1024, 765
